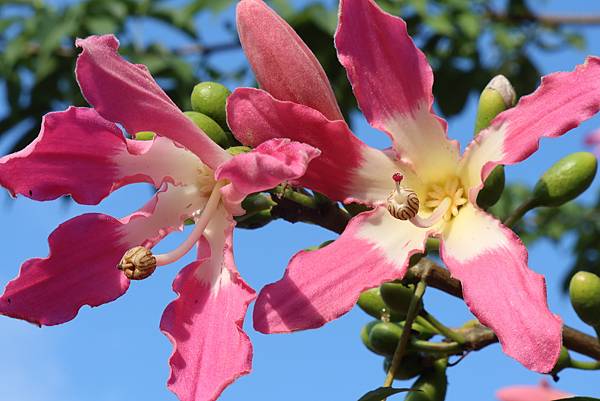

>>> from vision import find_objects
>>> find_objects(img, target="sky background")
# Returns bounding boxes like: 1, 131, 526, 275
1, 0, 600, 400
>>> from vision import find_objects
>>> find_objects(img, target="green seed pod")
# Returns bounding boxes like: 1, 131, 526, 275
227, 146, 252, 156
569, 271, 600, 327
241, 193, 276, 215
184, 111, 230, 148
134, 131, 156, 140
368, 321, 404, 356
360, 320, 382, 355
476, 165, 505, 209
383, 354, 426, 380
357, 288, 404, 321
532, 152, 597, 207
551, 347, 571, 376
404, 358, 448, 401
234, 209, 273, 229
380, 283, 418, 319
474, 75, 516, 136
190, 81, 231, 129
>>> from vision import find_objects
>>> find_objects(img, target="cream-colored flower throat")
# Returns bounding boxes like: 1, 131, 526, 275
386, 173, 467, 228
197, 164, 217, 198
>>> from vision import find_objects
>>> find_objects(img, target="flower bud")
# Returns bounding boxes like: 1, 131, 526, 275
380, 282, 419, 319
404, 358, 448, 401
474, 75, 516, 136
190, 81, 231, 129
134, 131, 156, 140
569, 271, 600, 327
227, 146, 252, 156
533, 152, 597, 207
184, 111, 231, 148
476, 166, 505, 209
383, 354, 425, 380
368, 321, 404, 355
234, 209, 273, 229
357, 287, 404, 322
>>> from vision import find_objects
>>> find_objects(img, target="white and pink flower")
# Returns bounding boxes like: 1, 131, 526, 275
0, 35, 319, 401
230, 0, 600, 373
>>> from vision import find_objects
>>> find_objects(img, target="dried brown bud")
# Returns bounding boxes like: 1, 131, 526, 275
118, 246, 157, 280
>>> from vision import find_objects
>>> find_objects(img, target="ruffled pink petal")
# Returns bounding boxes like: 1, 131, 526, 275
461, 57, 600, 200
0, 107, 200, 204
497, 381, 572, 401
253, 207, 428, 333
0, 213, 132, 326
75, 35, 230, 169
160, 207, 255, 401
440, 205, 562, 373
0, 183, 202, 326
216, 138, 320, 209
227, 88, 402, 204
335, 0, 459, 182
236, 0, 343, 121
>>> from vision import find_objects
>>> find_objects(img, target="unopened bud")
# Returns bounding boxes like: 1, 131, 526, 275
227, 146, 252, 156
134, 131, 156, 141
184, 111, 231, 148
357, 287, 404, 322
360, 320, 382, 355
380, 282, 418, 319
551, 347, 571, 377
383, 354, 425, 381
404, 358, 448, 401
476, 166, 505, 209
118, 246, 157, 280
569, 271, 600, 327
474, 75, 516, 136
191, 81, 231, 129
368, 321, 404, 356
533, 152, 597, 207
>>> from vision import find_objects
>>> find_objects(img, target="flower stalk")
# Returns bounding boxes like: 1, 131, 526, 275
420, 310, 467, 345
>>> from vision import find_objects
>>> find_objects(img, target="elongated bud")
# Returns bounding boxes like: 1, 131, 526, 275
234, 209, 273, 229
404, 358, 448, 401
383, 354, 425, 381
380, 282, 419, 319
134, 131, 156, 140
118, 246, 157, 280
569, 271, 600, 327
361, 320, 383, 355
357, 287, 404, 322
184, 111, 231, 148
533, 152, 597, 207
190, 81, 231, 129
474, 76, 514, 208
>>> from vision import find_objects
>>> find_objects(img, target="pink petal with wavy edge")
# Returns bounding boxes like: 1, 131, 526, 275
0, 213, 132, 326
461, 57, 600, 200
335, 0, 459, 182
0, 107, 200, 204
216, 138, 320, 209
254, 207, 428, 333
440, 205, 562, 372
0, 183, 203, 326
228, 88, 403, 204
75, 35, 229, 169
497, 381, 572, 401
236, 0, 342, 121
161, 207, 255, 401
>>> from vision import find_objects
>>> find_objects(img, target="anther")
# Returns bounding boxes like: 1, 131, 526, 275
118, 246, 157, 280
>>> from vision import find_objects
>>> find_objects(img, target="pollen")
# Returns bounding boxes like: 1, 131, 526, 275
424, 177, 467, 221
197, 164, 217, 198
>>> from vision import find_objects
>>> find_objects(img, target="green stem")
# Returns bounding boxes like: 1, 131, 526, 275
421, 311, 466, 345
274, 186, 319, 209
570, 359, 600, 370
409, 339, 462, 354
503, 198, 538, 228
382, 266, 430, 396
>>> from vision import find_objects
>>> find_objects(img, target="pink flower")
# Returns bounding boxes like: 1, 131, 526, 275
497, 381, 572, 401
584, 128, 600, 155
0, 35, 320, 401
229, 0, 600, 373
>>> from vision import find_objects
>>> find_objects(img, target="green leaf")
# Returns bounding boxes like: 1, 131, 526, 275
357, 387, 413, 401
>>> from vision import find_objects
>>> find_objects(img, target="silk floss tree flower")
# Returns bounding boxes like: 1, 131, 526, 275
230, 0, 600, 372
0, 35, 320, 401
496, 380, 572, 401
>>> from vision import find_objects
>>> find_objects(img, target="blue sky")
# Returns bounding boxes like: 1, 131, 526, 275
1, 1, 600, 400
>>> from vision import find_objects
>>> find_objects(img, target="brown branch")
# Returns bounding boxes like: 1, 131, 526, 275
406, 259, 600, 361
